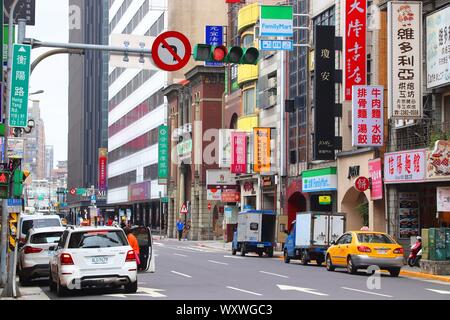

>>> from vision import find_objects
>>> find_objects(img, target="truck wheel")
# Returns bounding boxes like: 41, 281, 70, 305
316, 258, 323, 266
283, 250, 290, 264
301, 252, 308, 265
267, 247, 274, 258
240, 244, 246, 257
258, 251, 263, 257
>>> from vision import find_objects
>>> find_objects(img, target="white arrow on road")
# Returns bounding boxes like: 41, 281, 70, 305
277, 284, 329, 296
426, 288, 450, 295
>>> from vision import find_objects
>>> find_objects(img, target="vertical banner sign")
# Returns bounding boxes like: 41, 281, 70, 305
205, 26, 224, 67
98, 148, 107, 191
314, 25, 335, 160
368, 158, 383, 200
231, 132, 247, 174
9, 44, 31, 128
426, 6, 450, 89
345, 0, 367, 100
352, 85, 384, 147
388, 2, 422, 119
158, 125, 169, 184
253, 128, 271, 173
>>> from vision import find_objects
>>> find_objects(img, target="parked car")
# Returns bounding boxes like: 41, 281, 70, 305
49, 226, 150, 297
18, 227, 66, 285
325, 231, 405, 277
19, 214, 63, 245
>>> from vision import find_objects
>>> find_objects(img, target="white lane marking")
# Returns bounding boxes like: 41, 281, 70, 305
208, 260, 229, 265
223, 255, 244, 259
426, 288, 450, 295
173, 253, 188, 257
226, 286, 262, 296
341, 287, 393, 298
277, 284, 328, 296
260, 271, 288, 278
171, 271, 192, 278
154, 242, 164, 246
135, 287, 167, 298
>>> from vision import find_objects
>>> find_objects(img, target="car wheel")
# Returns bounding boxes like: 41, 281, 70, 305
56, 278, 68, 297
347, 256, 357, 274
326, 255, 335, 271
240, 244, 246, 257
389, 267, 401, 277
258, 251, 263, 257
124, 280, 138, 294
316, 258, 324, 266
283, 250, 290, 264
49, 273, 56, 292
231, 248, 237, 256
19, 269, 30, 287
300, 252, 308, 265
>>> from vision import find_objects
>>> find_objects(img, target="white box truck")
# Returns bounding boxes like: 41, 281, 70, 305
283, 212, 345, 265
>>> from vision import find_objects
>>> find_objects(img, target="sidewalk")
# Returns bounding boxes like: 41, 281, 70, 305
0, 283, 49, 300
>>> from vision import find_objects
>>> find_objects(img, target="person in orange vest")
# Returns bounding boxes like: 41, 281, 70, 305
125, 228, 140, 266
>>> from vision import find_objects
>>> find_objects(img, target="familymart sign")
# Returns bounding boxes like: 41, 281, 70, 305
260, 5, 293, 37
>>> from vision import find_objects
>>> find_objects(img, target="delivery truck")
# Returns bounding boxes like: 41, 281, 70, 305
284, 212, 345, 266
232, 210, 276, 257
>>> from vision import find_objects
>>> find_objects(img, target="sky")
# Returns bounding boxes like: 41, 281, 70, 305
27, 0, 69, 165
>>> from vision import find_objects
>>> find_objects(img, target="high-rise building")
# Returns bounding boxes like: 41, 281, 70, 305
23, 100, 46, 181
68, 0, 109, 213
45, 145, 54, 179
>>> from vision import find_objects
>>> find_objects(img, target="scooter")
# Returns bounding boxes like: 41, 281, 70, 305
407, 238, 422, 267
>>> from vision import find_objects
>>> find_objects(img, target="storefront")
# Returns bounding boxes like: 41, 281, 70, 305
127, 181, 162, 229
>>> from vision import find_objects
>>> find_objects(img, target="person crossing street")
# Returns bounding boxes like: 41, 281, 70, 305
176, 219, 185, 241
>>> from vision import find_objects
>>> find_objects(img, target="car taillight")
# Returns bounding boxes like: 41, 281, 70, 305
24, 246, 43, 254
393, 247, 404, 254
357, 246, 372, 253
60, 253, 74, 265
126, 250, 136, 262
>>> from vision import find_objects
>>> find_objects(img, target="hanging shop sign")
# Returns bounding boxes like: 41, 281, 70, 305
398, 192, 420, 239
205, 25, 224, 67
207, 188, 222, 201
206, 169, 236, 187
437, 187, 450, 212
259, 5, 293, 37
388, 1, 423, 119
352, 85, 384, 147
313, 25, 336, 160
98, 148, 107, 191
221, 190, 241, 203
345, 0, 367, 100
426, 5, 450, 89
368, 158, 383, 200
219, 129, 236, 168
302, 167, 337, 193
128, 181, 151, 202
253, 128, 271, 173
384, 149, 427, 184
231, 132, 247, 174
158, 125, 169, 184
354, 176, 370, 192
426, 140, 450, 180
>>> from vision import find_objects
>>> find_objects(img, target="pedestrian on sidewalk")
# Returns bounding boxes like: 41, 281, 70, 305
125, 227, 141, 266
176, 219, 184, 241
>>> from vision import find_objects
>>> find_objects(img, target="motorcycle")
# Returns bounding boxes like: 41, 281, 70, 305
407, 238, 422, 267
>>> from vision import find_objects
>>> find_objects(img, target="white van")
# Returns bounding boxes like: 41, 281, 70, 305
19, 214, 63, 244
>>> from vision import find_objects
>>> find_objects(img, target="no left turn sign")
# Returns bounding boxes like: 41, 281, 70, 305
151, 31, 192, 72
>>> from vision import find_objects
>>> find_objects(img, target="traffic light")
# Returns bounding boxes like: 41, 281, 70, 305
12, 170, 30, 198
193, 44, 259, 65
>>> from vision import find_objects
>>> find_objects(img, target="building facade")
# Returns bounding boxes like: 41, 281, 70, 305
23, 100, 46, 181
45, 145, 54, 180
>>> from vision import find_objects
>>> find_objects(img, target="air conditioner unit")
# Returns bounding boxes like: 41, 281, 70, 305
268, 77, 277, 89
269, 94, 277, 106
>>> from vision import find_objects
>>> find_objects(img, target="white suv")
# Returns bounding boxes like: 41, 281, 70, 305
49, 226, 138, 297
18, 227, 66, 285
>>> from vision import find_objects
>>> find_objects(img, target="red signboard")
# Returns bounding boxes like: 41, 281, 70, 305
345, 0, 367, 100
226, 0, 241, 3
70, 188, 76, 196
128, 181, 151, 202
221, 190, 241, 203
231, 132, 247, 174
355, 176, 370, 192
368, 158, 383, 200
98, 148, 108, 191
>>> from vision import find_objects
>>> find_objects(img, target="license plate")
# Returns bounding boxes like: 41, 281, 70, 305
257, 244, 264, 248
377, 250, 388, 254
91, 256, 109, 264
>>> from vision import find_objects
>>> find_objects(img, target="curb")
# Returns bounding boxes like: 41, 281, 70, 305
399, 270, 450, 283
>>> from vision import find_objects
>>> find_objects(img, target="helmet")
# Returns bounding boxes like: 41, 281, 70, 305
416, 236, 422, 241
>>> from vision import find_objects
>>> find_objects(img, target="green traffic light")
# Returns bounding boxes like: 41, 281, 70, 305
241, 47, 259, 65
193, 44, 212, 61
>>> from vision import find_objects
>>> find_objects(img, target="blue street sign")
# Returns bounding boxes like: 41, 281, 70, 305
259, 39, 293, 51
205, 25, 224, 67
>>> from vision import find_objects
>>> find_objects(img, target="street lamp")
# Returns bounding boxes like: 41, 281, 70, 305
29, 89, 44, 96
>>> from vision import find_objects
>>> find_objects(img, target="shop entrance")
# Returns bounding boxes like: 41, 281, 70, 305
341, 188, 367, 231
287, 192, 307, 227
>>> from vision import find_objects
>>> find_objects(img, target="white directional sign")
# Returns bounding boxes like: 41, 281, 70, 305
110, 34, 157, 70
260, 39, 293, 51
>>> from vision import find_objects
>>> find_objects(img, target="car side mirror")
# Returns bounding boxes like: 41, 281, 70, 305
330, 241, 336, 245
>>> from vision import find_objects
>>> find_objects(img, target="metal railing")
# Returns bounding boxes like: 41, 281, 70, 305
393, 120, 450, 152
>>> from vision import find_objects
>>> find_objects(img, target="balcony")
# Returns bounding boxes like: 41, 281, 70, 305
238, 3, 259, 33
394, 120, 450, 152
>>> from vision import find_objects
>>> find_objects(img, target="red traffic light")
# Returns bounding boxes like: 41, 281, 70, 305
212, 45, 228, 62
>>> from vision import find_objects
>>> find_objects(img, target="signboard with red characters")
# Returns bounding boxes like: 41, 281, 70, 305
384, 149, 427, 183
355, 176, 370, 192
368, 158, 383, 200
345, 0, 367, 100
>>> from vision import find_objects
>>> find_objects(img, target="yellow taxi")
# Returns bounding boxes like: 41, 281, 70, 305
325, 231, 405, 277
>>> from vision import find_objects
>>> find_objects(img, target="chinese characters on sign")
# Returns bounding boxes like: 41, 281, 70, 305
9, 44, 31, 128
426, 6, 450, 88
205, 25, 224, 67
345, 0, 367, 100
3, 0, 36, 26
368, 158, 383, 200
384, 149, 427, 183
313, 25, 336, 160
253, 128, 271, 173
231, 132, 247, 174
388, 2, 422, 119
98, 148, 108, 191
158, 125, 169, 184
354, 176, 370, 192
352, 85, 384, 147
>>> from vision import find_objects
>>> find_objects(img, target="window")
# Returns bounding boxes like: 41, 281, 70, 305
144, 164, 158, 181
243, 87, 256, 115
241, 33, 254, 48
30, 232, 63, 244
108, 170, 137, 189
68, 230, 128, 249
109, 127, 160, 163
357, 233, 394, 244
22, 218, 62, 236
